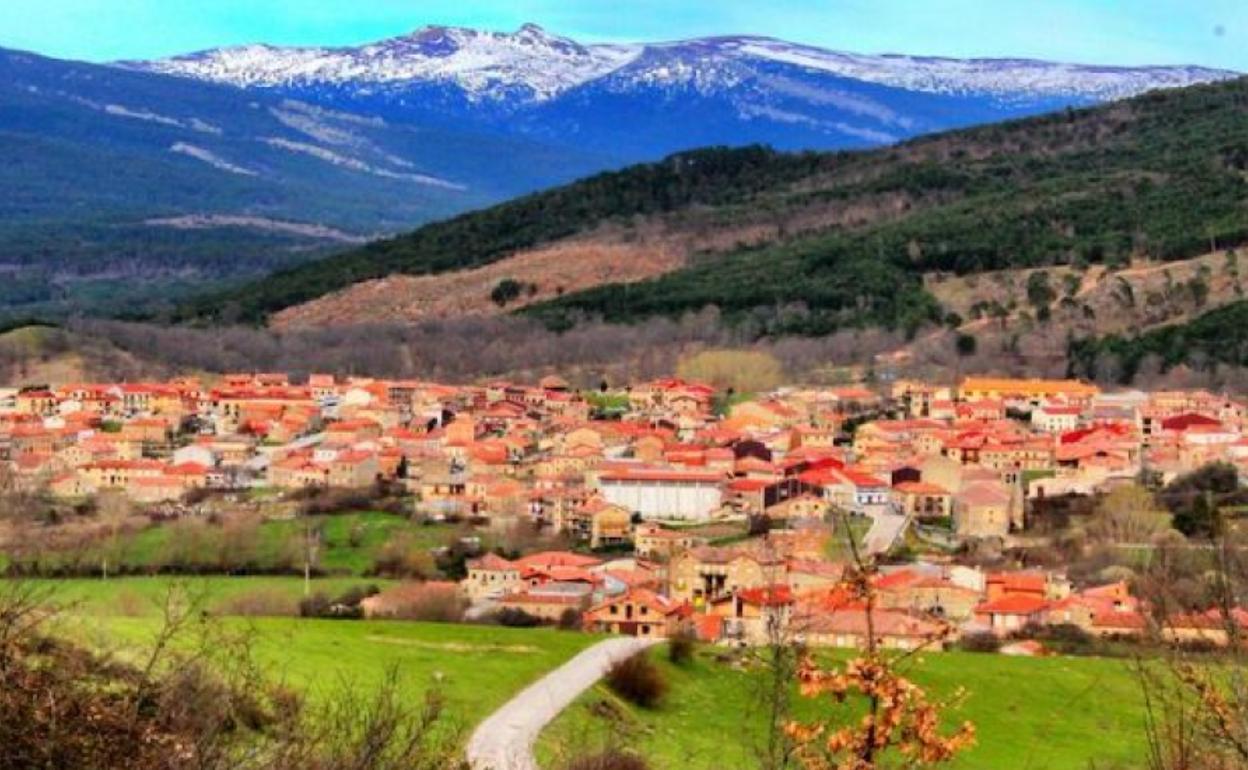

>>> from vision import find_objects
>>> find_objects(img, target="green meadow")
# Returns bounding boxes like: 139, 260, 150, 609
76, 614, 597, 730
5, 510, 464, 577
539, 646, 1148, 770
19, 574, 598, 733
33, 574, 392, 616
10, 570, 1150, 766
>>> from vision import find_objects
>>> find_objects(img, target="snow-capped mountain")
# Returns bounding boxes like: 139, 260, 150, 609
0, 25, 1238, 319
135, 24, 1233, 106
0, 45, 614, 292
126, 24, 1238, 156
136, 24, 639, 103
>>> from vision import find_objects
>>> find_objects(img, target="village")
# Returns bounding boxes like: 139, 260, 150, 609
1, 372, 1244, 653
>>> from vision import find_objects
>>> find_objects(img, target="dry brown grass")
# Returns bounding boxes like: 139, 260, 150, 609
269, 185, 926, 330
926, 250, 1247, 339
271, 239, 684, 329
219, 588, 300, 617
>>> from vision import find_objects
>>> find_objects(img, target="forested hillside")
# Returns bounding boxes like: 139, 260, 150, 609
179, 147, 834, 322
0, 46, 611, 319
1069, 299, 1248, 383
195, 76, 1248, 339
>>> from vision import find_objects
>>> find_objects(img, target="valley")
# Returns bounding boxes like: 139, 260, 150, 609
172, 74, 1248, 387
0, 24, 1237, 322
5, 8, 1248, 770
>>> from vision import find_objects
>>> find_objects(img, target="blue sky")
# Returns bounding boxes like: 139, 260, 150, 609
1, 0, 1245, 70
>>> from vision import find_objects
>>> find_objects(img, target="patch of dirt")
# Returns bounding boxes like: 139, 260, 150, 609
363, 635, 539, 654
925, 250, 1246, 339
269, 188, 924, 329
271, 239, 685, 329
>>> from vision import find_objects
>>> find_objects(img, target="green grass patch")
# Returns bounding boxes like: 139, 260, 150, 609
13, 511, 462, 578
21, 573, 599, 734
538, 647, 1147, 770
28, 575, 392, 616
823, 515, 872, 562
62, 611, 598, 731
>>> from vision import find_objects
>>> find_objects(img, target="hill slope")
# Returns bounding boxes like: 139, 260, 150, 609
131, 24, 1234, 158
5, 27, 1235, 320
0, 46, 611, 317
1069, 298, 1248, 382
194, 76, 1248, 338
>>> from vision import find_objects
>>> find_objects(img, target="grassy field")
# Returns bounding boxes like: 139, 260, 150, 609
18, 574, 1152, 764
538, 647, 1148, 770
29, 574, 394, 616
5, 511, 464, 577
12, 573, 599, 734
60, 612, 598, 731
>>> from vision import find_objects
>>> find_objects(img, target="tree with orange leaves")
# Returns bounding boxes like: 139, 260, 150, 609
784, 516, 975, 769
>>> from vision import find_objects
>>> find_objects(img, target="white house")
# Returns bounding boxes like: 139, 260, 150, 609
1031, 404, 1082, 433
598, 467, 724, 521
172, 444, 216, 468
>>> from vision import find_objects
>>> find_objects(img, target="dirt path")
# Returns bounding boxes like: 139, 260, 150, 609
466, 636, 660, 770
863, 508, 910, 555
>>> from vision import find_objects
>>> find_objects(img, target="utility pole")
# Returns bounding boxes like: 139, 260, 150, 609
303, 516, 320, 598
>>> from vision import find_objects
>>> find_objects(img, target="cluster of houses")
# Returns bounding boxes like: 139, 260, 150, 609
3, 374, 1246, 531
461, 543, 1243, 649
2, 371, 1245, 648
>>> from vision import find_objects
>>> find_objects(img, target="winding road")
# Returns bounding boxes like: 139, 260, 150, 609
862, 508, 911, 555
466, 636, 660, 770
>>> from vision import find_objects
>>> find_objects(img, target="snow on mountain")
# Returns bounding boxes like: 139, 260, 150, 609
135, 24, 641, 102
169, 142, 257, 176
725, 38, 1229, 102
262, 136, 463, 188
131, 24, 1236, 107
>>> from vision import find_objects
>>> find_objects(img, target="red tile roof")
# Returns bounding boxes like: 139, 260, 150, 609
735, 584, 795, 607
975, 595, 1050, 615
513, 551, 602, 570
468, 553, 517, 572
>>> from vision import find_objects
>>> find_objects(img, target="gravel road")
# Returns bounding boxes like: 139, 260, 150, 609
466, 635, 660, 770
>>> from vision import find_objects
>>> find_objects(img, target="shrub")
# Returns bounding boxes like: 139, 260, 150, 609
958, 632, 1002, 653
0, 580, 467, 770
334, 584, 381, 608
491, 278, 527, 307
373, 532, 437, 579
298, 592, 331, 618
667, 627, 697, 665
563, 749, 650, 770
221, 588, 299, 617
182, 486, 213, 506
1027, 622, 1096, 653
557, 607, 584, 631
494, 607, 541, 628
605, 652, 667, 708
955, 332, 977, 356
385, 583, 466, 623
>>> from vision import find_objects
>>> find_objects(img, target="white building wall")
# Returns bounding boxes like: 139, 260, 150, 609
600, 479, 723, 521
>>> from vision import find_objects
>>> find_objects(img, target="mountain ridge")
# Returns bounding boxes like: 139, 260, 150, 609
124, 24, 1238, 156
0, 44, 615, 317
186, 74, 1248, 350
129, 23, 1236, 105
3, 26, 1242, 322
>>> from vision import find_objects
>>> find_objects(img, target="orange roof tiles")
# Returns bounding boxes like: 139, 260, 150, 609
975, 595, 1051, 614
